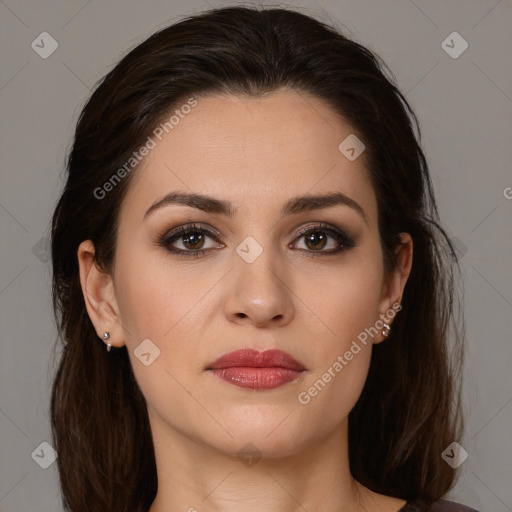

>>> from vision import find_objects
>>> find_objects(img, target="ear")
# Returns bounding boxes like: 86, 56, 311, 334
77, 240, 125, 349
375, 232, 413, 343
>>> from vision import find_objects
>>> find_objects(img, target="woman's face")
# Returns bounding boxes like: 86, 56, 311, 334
82, 89, 410, 457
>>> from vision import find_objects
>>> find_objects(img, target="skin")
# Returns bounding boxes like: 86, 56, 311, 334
78, 89, 413, 512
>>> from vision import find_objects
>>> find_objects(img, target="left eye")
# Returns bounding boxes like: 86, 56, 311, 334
290, 225, 354, 253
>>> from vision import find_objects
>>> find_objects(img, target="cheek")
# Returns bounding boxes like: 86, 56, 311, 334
113, 246, 222, 391
294, 252, 384, 347
296, 342, 371, 442
114, 244, 206, 341
292, 252, 383, 422
112, 250, 211, 416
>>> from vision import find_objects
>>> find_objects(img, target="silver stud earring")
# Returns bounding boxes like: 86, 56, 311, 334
102, 331, 111, 352
382, 322, 391, 337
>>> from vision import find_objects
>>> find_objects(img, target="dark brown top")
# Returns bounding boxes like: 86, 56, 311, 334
399, 498, 481, 511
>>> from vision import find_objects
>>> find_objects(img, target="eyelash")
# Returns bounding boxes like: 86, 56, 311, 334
158, 222, 356, 259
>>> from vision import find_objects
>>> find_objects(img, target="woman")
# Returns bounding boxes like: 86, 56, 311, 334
50, 5, 476, 512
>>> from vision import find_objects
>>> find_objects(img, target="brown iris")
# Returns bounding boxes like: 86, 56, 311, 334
182, 232, 205, 250
304, 231, 327, 251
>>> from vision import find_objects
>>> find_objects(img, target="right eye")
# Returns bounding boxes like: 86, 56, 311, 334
159, 223, 224, 258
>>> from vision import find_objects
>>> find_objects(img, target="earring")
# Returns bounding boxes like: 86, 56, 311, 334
102, 331, 111, 352
382, 322, 391, 337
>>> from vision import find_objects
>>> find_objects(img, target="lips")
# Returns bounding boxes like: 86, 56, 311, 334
207, 348, 306, 390
208, 348, 305, 371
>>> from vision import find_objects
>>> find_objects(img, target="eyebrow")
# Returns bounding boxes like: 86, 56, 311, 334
143, 191, 368, 224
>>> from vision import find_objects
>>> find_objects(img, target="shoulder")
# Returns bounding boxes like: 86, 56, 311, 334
400, 498, 482, 512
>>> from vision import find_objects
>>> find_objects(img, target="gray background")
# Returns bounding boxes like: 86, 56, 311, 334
1, 0, 511, 511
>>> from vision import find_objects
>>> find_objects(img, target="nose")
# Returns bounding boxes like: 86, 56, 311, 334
224, 245, 295, 328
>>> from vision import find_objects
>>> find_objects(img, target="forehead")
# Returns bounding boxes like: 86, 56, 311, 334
120, 90, 377, 224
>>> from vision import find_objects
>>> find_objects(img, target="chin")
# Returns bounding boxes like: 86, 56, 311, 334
212, 431, 307, 462
202, 410, 317, 459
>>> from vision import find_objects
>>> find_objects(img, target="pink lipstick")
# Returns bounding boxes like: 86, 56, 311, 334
207, 348, 306, 390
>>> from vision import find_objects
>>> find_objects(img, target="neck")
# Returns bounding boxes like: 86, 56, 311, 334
146, 413, 401, 512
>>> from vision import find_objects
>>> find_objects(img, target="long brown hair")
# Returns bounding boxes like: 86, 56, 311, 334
50, 6, 465, 511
